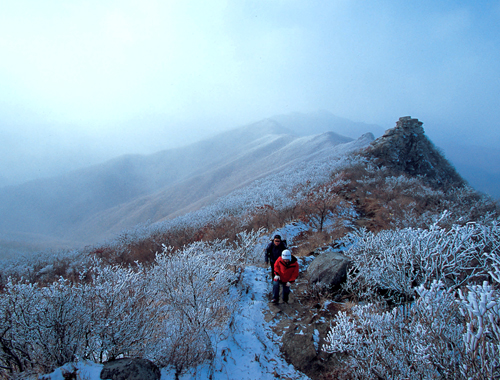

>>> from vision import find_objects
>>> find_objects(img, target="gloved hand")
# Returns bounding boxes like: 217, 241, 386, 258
286, 282, 291, 287
274, 275, 280, 281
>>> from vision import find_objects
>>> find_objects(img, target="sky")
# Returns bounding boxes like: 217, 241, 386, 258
1, 0, 500, 185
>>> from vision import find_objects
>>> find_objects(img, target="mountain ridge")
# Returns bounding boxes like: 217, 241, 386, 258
0, 117, 371, 252
65, 131, 369, 244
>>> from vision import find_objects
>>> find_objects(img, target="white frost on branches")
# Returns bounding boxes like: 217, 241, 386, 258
323, 219, 500, 379
458, 281, 500, 378
341, 220, 498, 303
0, 232, 262, 377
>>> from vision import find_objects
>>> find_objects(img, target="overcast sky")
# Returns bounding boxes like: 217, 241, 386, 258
1, 0, 499, 185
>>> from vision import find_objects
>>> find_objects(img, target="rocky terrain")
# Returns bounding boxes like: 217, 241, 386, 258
263, 255, 347, 380
261, 117, 474, 379
366, 116, 465, 190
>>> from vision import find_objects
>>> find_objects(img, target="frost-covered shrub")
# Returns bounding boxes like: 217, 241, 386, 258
324, 281, 464, 379
324, 280, 500, 380
442, 186, 499, 225
145, 239, 246, 377
0, 278, 88, 374
0, 230, 262, 378
0, 266, 158, 376
82, 263, 159, 362
324, 220, 500, 379
0, 249, 92, 288
293, 173, 352, 232
458, 281, 500, 379
341, 220, 498, 303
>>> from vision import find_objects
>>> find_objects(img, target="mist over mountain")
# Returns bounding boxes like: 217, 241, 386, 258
270, 110, 385, 139
1, 110, 497, 200
1, 111, 498, 258
436, 143, 500, 200
0, 115, 374, 254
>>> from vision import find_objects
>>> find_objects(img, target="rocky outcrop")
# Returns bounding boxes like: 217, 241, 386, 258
366, 116, 466, 190
100, 358, 161, 380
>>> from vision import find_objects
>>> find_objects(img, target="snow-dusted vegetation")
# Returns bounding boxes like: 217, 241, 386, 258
0, 137, 499, 379
0, 233, 261, 378
324, 219, 500, 379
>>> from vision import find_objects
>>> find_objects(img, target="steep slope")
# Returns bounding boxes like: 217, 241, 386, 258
0, 119, 360, 249
438, 143, 500, 199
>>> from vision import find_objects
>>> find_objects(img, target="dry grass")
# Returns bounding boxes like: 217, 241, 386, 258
289, 229, 332, 257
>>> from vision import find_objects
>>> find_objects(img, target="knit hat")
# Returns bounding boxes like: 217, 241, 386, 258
281, 250, 291, 260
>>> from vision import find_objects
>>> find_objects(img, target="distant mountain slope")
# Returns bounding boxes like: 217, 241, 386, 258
271, 110, 385, 139
0, 118, 367, 250
72, 131, 368, 243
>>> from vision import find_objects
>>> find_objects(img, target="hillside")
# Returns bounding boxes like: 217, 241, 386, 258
0, 116, 498, 379
270, 109, 385, 139
0, 117, 368, 253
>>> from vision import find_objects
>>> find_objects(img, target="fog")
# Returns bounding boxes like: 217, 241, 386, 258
1, 0, 499, 187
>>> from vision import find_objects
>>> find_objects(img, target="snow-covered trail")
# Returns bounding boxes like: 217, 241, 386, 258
45, 265, 309, 380
162, 265, 309, 379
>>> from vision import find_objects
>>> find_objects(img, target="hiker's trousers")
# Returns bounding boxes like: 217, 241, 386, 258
273, 280, 290, 302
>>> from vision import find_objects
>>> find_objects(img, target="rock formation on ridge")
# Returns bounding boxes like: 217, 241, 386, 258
366, 116, 466, 190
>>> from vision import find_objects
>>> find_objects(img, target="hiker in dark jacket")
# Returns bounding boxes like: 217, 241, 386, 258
264, 234, 287, 279
272, 249, 299, 304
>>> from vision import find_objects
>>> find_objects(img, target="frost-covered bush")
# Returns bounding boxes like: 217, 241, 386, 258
458, 281, 500, 379
457, 249, 500, 379
82, 263, 159, 362
341, 219, 499, 303
293, 173, 352, 232
0, 265, 156, 375
0, 249, 92, 287
324, 219, 500, 379
324, 279, 500, 379
0, 278, 88, 374
146, 242, 239, 376
442, 186, 499, 225
0, 231, 262, 378
324, 281, 464, 379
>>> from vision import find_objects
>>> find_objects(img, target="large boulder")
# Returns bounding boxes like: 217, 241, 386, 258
100, 358, 161, 380
306, 251, 351, 288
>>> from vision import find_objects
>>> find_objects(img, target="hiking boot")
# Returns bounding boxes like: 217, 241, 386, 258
271, 299, 278, 304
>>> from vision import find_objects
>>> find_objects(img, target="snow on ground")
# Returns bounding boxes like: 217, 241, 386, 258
164, 265, 309, 380
44, 265, 309, 380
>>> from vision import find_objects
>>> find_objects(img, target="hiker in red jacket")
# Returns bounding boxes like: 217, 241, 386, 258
272, 249, 299, 304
